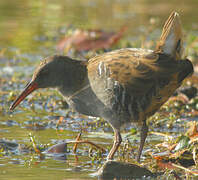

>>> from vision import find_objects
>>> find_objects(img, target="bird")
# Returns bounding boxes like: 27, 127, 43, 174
10, 12, 193, 162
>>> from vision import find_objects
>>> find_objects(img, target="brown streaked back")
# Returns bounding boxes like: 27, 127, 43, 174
87, 48, 193, 125
88, 48, 180, 95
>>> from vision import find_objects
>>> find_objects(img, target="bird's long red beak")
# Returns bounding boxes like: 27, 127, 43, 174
10, 81, 38, 111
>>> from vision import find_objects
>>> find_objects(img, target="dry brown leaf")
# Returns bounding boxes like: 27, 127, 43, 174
57, 26, 127, 52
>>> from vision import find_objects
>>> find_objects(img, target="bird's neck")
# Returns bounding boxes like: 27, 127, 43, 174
57, 60, 88, 97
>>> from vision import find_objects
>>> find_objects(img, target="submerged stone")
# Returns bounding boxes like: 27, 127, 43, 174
93, 160, 154, 179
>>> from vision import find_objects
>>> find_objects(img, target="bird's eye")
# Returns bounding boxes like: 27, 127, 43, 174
39, 69, 48, 76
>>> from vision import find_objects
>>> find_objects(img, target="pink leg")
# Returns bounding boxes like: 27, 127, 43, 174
107, 129, 122, 160
137, 120, 148, 162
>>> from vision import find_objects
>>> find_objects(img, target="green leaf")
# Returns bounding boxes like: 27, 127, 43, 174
175, 135, 190, 151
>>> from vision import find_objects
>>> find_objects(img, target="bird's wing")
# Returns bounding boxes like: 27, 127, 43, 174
88, 48, 178, 96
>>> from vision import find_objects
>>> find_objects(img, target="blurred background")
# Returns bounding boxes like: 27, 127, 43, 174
0, 0, 198, 52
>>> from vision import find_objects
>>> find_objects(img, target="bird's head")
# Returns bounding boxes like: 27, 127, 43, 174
10, 55, 84, 110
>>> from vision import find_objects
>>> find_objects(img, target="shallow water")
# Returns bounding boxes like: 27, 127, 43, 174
0, 0, 198, 179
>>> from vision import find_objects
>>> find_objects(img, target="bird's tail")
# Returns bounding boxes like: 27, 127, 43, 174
156, 12, 183, 60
